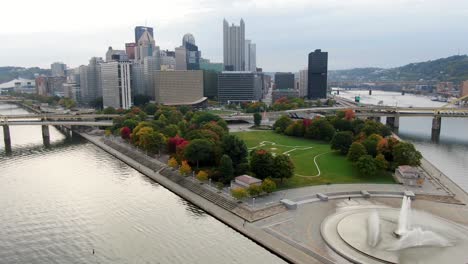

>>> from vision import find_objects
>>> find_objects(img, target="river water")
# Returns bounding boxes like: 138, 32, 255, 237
0, 103, 285, 264
338, 90, 468, 192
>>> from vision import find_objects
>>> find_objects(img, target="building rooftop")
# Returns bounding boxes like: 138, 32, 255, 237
235, 175, 262, 185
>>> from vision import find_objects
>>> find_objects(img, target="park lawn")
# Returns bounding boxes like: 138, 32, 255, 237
232, 130, 394, 189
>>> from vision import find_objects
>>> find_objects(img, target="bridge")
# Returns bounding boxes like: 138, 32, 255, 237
1, 113, 117, 151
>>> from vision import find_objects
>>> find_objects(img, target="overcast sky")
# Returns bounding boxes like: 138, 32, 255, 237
1, 0, 467, 71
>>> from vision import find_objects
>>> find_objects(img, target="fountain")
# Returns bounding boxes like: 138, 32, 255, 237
320, 196, 468, 263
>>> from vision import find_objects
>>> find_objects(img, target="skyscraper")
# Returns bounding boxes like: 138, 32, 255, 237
223, 19, 245, 71
299, 68, 308, 98
135, 29, 156, 62
218, 72, 262, 103
135, 26, 154, 43
175, 47, 187, 71
51, 62, 66, 77
308, 49, 328, 99
101, 61, 132, 109
274, 72, 295, 90
125, 43, 136, 60
79, 57, 104, 104
244, 40, 256, 72
105, 47, 127, 62
182, 33, 201, 70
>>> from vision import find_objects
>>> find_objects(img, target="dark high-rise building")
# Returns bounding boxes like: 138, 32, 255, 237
135, 26, 154, 43
308, 49, 328, 99
274, 72, 295, 90
218, 72, 262, 103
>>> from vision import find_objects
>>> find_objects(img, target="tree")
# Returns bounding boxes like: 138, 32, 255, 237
247, 185, 263, 197
143, 103, 157, 115
202, 122, 227, 139
375, 154, 389, 171
196, 170, 209, 182
179, 160, 192, 176
253, 112, 262, 126
168, 111, 184, 125
231, 188, 248, 200
393, 142, 423, 167
273, 115, 293, 134
347, 142, 367, 162
362, 134, 383, 157
120, 126, 131, 140
272, 154, 295, 182
145, 132, 166, 154
344, 109, 355, 120
103, 107, 117, 114
221, 135, 248, 165
250, 149, 275, 180
168, 157, 178, 168
219, 154, 234, 183
122, 119, 139, 130
261, 178, 277, 193
167, 135, 188, 154
284, 121, 304, 137
305, 118, 335, 141
356, 155, 378, 177
184, 139, 214, 167
90, 97, 103, 110
330, 131, 354, 154
162, 124, 179, 137
190, 112, 220, 127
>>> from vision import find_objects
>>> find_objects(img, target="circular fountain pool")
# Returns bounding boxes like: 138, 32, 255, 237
321, 205, 468, 264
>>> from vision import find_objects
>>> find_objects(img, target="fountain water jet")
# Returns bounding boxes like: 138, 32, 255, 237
367, 210, 381, 247
395, 196, 411, 237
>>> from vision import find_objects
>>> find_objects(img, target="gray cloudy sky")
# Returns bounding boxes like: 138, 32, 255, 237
1, 0, 467, 71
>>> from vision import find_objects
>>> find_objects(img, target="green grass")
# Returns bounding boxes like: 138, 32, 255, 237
232, 130, 394, 189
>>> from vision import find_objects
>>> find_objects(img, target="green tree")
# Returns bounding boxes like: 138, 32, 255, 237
362, 134, 383, 157
375, 154, 389, 171
162, 124, 179, 137
253, 112, 262, 126
122, 119, 139, 130
330, 131, 354, 154
393, 142, 423, 166
231, 188, 248, 200
247, 185, 263, 197
272, 154, 295, 182
305, 118, 335, 141
250, 149, 275, 180
168, 111, 184, 125
219, 154, 234, 183
103, 107, 117, 114
133, 94, 151, 106
356, 155, 378, 177
261, 178, 277, 193
184, 139, 214, 167
347, 142, 367, 162
273, 115, 293, 134
143, 103, 157, 115
222, 135, 248, 165
284, 121, 304, 137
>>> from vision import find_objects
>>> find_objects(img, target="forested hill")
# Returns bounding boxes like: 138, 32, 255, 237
329, 55, 468, 83
0, 67, 51, 84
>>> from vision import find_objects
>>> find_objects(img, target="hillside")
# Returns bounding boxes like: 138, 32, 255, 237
329, 55, 468, 83
0, 67, 51, 84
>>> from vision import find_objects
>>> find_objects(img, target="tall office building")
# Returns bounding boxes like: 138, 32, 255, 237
131, 62, 145, 96
218, 72, 262, 103
143, 55, 160, 98
175, 47, 187, 71
51, 62, 66, 77
274, 72, 295, 90
160, 50, 176, 71
223, 19, 245, 71
80, 57, 103, 104
462, 80, 468, 97
200, 58, 223, 72
135, 29, 156, 62
135, 26, 154, 43
299, 68, 308, 98
101, 61, 132, 109
125, 43, 136, 60
308, 49, 328, 99
244, 40, 256, 71
182, 33, 201, 70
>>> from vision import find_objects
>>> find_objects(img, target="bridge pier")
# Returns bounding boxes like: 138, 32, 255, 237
431, 116, 441, 142
386, 114, 400, 130
336, 90, 340, 95
3, 125, 11, 152
369, 89, 372, 95
42, 125, 50, 146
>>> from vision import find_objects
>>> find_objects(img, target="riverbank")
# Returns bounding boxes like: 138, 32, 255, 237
78, 132, 323, 264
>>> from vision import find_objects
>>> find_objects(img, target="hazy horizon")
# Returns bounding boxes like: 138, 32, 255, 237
1, 0, 467, 72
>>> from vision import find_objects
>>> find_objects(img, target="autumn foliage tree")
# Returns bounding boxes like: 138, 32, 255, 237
344, 109, 355, 121
120, 126, 131, 140
179, 160, 192, 176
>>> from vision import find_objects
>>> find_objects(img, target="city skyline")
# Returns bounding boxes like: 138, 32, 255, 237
1, 0, 467, 71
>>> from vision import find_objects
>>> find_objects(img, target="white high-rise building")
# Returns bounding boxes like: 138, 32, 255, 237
299, 68, 308, 98
223, 19, 245, 71
101, 61, 132, 109
244, 40, 256, 72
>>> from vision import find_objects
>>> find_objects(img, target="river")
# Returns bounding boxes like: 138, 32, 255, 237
338, 90, 468, 192
0, 103, 285, 264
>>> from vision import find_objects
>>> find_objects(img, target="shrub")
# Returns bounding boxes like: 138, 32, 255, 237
356, 155, 377, 177
261, 178, 277, 193
168, 157, 178, 168
179, 160, 192, 176
247, 185, 263, 197
231, 188, 248, 200
196, 170, 209, 182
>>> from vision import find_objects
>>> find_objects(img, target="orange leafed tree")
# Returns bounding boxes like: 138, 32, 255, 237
344, 109, 355, 120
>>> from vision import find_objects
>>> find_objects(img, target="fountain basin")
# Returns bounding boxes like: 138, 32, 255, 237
321, 208, 468, 264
